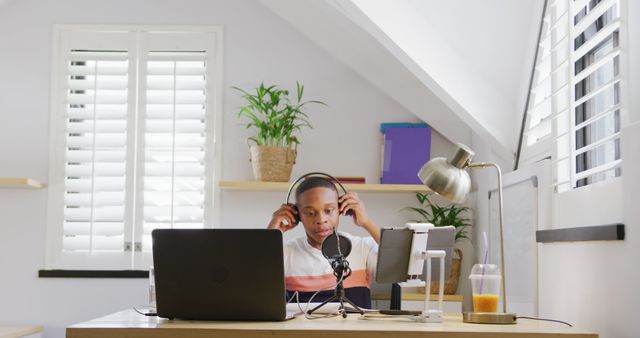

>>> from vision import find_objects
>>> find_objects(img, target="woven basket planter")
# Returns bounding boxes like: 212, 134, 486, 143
420, 248, 463, 295
248, 140, 297, 182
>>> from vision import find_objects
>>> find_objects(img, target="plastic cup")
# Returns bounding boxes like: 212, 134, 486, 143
469, 264, 501, 313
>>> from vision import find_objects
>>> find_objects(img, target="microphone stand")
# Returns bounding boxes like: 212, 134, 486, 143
307, 255, 364, 318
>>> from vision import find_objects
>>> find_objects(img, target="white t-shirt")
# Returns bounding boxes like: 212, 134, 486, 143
283, 232, 378, 308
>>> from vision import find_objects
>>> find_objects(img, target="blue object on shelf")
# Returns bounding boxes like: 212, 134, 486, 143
380, 123, 432, 184
379, 122, 429, 134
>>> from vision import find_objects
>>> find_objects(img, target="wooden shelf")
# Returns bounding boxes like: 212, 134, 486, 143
0, 178, 46, 189
0, 325, 43, 338
219, 181, 430, 193
372, 292, 463, 302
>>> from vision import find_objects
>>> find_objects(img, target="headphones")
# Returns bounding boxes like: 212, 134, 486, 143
285, 172, 349, 225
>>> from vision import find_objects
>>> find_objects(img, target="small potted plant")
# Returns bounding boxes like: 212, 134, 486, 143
404, 192, 472, 294
232, 82, 325, 182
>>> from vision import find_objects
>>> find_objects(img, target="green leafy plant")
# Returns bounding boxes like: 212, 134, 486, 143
404, 192, 472, 242
232, 82, 326, 147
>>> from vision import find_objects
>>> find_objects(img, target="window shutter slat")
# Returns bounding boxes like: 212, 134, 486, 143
69, 51, 128, 61
63, 222, 124, 236
145, 120, 205, 133
147, 77, 206, 90
146, 63, 206, 76
66, 149, 126, 163
68, 78, 129, 91
67, 120, 127, 133
575, 159, 621, 183
67, 134, 127, 148
65, 192, 125, 207
68, 105, 128, 120
65, 177, 126, 192
68, 64, 128, 76
146, 104, 205, 119
67, 91, 128, 105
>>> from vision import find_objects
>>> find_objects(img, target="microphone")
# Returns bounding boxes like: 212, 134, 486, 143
321, 231, 352, 259
321, 230, 352, 279
309, 230, 365, 316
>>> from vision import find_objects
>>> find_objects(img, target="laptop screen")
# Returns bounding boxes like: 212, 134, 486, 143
152, 229, 289, 321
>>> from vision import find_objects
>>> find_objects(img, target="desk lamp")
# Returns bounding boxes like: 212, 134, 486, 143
417, 143, 516, 324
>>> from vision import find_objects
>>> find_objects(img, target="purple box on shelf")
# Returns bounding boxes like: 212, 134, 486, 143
380, 124, 431, 184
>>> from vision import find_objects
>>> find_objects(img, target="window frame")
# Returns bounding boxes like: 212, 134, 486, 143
518, 0, 626, 229
45, 25, 224, 271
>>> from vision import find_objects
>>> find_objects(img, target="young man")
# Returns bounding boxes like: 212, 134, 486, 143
267, 176, 380, 309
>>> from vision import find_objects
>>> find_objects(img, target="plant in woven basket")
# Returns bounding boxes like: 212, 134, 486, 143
232, 82, 325, 147
232, 82, 325, 181
403, 192, 472, 294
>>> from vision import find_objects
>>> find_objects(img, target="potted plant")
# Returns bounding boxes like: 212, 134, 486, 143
232, 82, 325, 182
404, 192, 472, 294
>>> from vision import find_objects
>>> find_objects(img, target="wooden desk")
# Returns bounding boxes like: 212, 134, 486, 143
67, 310, 597, 338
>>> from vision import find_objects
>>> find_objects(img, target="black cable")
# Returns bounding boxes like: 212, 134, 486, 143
517, 316, 572, 327
133, 306, 157, 317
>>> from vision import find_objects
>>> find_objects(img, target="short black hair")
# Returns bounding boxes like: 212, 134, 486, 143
295, 176, 338, 202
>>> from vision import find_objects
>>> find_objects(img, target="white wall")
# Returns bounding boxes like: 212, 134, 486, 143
533, 1, 640, 337
0, 1, 455, 337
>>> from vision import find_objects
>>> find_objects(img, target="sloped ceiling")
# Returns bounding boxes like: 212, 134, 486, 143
262, 0, 543, 160
1, 0, 542, 159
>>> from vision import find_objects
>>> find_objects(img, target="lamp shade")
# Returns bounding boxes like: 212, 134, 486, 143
417, 143, 474, 204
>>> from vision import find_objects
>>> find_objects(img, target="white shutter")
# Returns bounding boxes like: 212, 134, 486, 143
569, 0, 621, 189
520, 0, 622, 193
139, 52, 208, 252
63, 50, 131, 254
521, 0, 571, 166
46, 26, 220, 270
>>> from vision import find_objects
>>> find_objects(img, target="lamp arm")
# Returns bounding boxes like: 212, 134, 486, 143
468, 162, 507, 314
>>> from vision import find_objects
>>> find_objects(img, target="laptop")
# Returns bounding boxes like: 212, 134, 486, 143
152, 228, 298, 321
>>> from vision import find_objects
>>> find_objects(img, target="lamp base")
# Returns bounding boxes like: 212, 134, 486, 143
462, 312, 517, 324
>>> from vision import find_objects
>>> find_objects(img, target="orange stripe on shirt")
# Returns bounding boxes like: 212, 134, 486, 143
286, 269, 370, 292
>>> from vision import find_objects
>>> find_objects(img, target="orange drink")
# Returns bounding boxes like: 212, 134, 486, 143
473, 294, 499, 313
469, 264, 502, 313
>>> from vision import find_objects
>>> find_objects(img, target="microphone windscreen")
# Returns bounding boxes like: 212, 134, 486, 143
321, 233, 352, 259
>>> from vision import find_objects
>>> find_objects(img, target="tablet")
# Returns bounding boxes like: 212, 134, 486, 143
375, 226, 455, 284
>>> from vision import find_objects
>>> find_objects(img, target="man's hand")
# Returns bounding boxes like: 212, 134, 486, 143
338, 192, 371, 227
338, 192, 380, 244
267, 204, 299, 232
